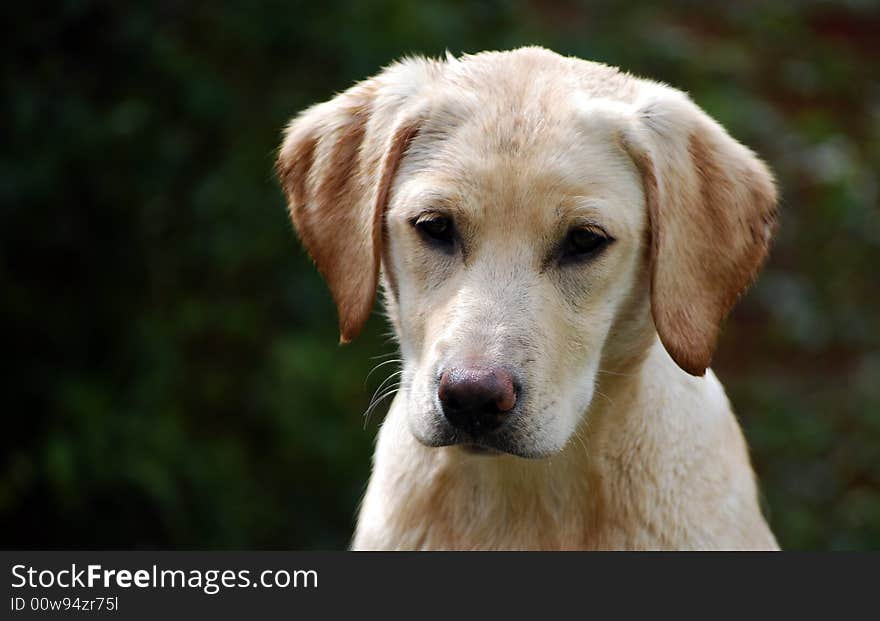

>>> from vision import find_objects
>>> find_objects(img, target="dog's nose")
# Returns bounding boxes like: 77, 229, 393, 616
438, 366, 517, 434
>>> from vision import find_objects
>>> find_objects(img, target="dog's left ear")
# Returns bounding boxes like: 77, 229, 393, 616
622, 89, 778, 376
276, 60, 434, 343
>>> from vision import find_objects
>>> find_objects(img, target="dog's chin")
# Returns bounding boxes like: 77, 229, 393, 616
457, 443, 503, 457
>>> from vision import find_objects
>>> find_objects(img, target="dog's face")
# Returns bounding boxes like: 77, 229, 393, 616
386, 106, 650, 456
277, 48, 777, 458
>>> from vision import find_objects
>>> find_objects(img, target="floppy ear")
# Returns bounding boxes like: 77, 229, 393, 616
276, 60, 433, 342
623, 89, 778, 376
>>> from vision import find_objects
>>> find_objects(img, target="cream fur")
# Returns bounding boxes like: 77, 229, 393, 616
277, 47, 779, 550
355, 341, 777, 550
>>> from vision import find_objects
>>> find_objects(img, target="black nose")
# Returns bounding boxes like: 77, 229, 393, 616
438, 366, 517, 435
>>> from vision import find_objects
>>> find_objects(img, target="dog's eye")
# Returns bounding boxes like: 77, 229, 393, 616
413, 213, 455, 247
560, 226, 612, 263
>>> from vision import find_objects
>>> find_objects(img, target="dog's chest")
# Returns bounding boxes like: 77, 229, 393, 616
381, 456, 607, 550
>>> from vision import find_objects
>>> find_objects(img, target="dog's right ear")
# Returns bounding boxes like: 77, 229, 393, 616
276, 60, 436, 343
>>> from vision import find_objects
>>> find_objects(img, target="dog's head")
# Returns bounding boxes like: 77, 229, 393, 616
277, 48, 777, 458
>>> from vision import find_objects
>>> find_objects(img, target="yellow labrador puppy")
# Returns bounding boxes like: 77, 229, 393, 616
277, 47, 779, 550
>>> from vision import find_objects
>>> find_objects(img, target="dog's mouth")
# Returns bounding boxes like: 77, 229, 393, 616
414, 421, 550, 459
449, 434, 550, 459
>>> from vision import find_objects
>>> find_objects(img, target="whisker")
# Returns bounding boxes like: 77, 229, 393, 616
364, 358, 403, 386
364, 372, 403, 415
363, 384, 401, 427
593, 388, 615, 408
371, 370, 403, 395
573, 428, 589, 457
596, 368, 636, 378
364, 370, 403, 417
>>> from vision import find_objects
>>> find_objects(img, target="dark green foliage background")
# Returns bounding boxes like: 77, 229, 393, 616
2, 1, 878, 549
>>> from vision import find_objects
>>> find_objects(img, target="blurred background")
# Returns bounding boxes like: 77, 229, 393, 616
2, 0, 878, 550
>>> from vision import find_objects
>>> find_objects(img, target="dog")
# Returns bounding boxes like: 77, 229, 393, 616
276, 47, 779, 550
